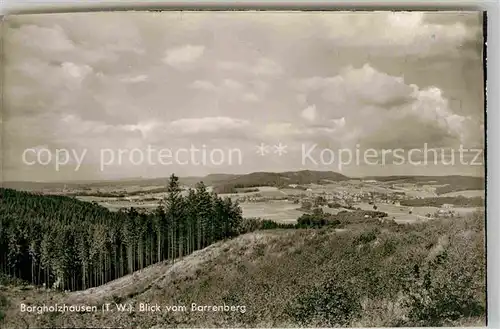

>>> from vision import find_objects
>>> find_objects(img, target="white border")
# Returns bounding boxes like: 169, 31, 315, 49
486, 2, 499, 328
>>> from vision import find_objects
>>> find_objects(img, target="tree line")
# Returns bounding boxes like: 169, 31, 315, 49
0, 174, 242, 291
400, 196, 484, 207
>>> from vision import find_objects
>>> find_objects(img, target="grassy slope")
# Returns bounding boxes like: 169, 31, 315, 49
1, 215, 485, 329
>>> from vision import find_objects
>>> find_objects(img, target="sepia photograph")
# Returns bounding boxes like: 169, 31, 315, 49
0, 10, 486, 328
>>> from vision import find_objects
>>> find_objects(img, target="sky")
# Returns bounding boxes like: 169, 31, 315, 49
1, 11, 485, 181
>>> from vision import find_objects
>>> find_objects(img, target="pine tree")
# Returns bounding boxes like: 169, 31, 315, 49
165, 174, 183, 262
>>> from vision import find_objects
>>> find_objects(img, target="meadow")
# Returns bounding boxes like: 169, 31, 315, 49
238, 202, 305, 223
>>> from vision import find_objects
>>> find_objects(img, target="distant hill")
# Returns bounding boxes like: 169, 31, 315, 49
183, 173, 241, 187
212, 170, 349, 193
362, 175, 485, 195
3, 172, 485, 195
1, 178, 171, 191
1, 171, 347, 192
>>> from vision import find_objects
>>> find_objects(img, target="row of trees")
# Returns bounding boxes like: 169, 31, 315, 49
0, 174, 243, 291
401, 196, 484, 207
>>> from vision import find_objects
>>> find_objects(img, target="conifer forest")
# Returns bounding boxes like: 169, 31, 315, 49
0, 174, 243, 291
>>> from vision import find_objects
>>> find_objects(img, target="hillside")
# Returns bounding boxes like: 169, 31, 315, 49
0, 212, 486, 328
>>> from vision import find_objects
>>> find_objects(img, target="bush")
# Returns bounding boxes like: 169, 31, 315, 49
112, 294, 123, 304
328, 203, 342, 208
0, 273, 29, 287
355, 229, 379, 244
380, 237, 398, 256
0, 293, 8, 323
286, 278, 361, 326
404, 268, 485, 325
403, 235, 485, 326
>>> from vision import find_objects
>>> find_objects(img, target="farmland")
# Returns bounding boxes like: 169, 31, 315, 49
67, 175, 485, 225
4, 171, 485, 225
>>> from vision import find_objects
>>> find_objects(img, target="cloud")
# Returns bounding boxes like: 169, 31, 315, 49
331, 117, 346, 128
57, 114, 145, 139
296, 94, 308, 105
190, 79, 244, 92
293, 64, 413, 107
8, 24, 75, 54
190, 80, 217, 91
188, 78, 262, 103
120, 74, 148, 83
242, 92, 260, 102
291, 64, 481, 149
168, 116, 250, 135
163, 44, 205, 68
212, 11, 480, 58
6, 16, 144, 70
216, 61, 244, 71
260, 122, 296, 137
253, 58, 283, 76
61, 62, 93, 80
301, 105, 317, 122
318, 12, 479, 57
255, 121, 348, 151
216, 57, 283, 77
2, 12, 483, 179
223, 79, 244, 90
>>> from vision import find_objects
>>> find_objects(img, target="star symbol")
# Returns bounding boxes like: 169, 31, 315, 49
273, 142, 288, 156
255, 143, 270, 156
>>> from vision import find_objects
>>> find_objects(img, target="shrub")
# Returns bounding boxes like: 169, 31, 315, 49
286, 278, 361, 326
355, 229, 379, 244
112, 294, 123, 304
404, 269, 484, 325
254, 243, 266, 257
0, 293, 8, 323
328, 203, 342, 208
381, 237, 398, 256
403, 238, 485, 326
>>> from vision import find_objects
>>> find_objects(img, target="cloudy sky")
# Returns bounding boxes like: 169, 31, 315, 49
2, 11, 485, 181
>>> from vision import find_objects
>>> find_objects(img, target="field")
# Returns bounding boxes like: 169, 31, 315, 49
440, 190, 485, 197
239, 201, 305, 223
75, 182, 485, 225
353, 202, 479, 223
307, 181, 435, 196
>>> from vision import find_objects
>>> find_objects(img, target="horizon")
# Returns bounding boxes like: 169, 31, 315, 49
1, 169, 486, 184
